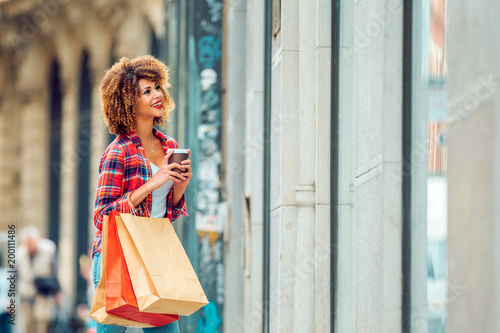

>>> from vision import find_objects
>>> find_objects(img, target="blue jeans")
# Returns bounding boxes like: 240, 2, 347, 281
92, 252, 180, 333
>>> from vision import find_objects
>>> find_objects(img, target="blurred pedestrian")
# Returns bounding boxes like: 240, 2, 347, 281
18, 226, 61, 333
77, 253, 96, 333
92, 55, 191, 333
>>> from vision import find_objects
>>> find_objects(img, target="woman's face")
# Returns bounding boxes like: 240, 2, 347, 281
136, 78, 164, 120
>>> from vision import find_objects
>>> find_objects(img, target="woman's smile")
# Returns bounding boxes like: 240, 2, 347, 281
152, 100, 163, 109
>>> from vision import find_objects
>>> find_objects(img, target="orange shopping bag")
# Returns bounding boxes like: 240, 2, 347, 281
89, 216, 153, 327
105, 211, 178, 326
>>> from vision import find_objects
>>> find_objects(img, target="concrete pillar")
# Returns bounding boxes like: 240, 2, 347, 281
269, 0, 300, 331
314, 0, 332, 330
336, 0, 356, 330
293, 0, 317, 331
17, 44, 50, 236
19, 94, 50, 231
88, 34, 113, 248
242, 0, 266, 331
337, 0, 405, 331
380, 0, 404, 331
0, 57, 21, 229
223, 0, 247, 332
56, 39, 81, 306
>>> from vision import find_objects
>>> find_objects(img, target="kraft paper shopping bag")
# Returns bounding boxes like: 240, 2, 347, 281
115, 213, 208, 316
105, 211, 178, 326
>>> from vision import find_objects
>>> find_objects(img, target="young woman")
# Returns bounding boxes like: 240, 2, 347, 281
91, 55, 191, 333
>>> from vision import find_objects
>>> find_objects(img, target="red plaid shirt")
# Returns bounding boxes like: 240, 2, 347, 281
92, 128, 188, 258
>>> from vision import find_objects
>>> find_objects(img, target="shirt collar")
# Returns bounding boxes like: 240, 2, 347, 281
127, 128, 169, 147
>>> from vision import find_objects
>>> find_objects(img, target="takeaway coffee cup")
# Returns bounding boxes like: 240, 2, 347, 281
168, 149, 189, 174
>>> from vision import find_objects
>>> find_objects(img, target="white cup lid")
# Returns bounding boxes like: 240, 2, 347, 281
168, 148, 189, 154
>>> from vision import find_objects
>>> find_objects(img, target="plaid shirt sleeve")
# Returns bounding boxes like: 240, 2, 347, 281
167, 191, 188, 222
93, 146, 140, 231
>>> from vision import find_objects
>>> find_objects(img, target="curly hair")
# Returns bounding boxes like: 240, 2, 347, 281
100, 55, 175, 136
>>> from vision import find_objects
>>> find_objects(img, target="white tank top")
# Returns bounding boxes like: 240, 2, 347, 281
150, 163, 174, 218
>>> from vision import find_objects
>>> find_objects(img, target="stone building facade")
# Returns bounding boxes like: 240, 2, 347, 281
0, 0, 167, 308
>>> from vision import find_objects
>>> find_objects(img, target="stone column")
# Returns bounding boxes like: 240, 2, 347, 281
0, 57, 21, 229
336, 0, 356, 330
19, 92, 50, 232
337, 0, 405, 331
243, 0, 266, 331
223, 0, 247, 331
88, 35, 113, 247
57, 46, 81, 307
17, 45, 51, 236
380, 0, 404, 331
314, 0, 332, 330
293, 0, 317, 331
269, 0, 300, 331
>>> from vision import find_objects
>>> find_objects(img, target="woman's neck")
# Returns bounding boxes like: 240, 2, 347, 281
135, 119, 154, 143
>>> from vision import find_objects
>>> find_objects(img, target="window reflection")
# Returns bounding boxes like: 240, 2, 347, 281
427, 0, 448, 331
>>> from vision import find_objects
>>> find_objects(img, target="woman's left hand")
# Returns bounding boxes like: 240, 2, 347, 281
174, 149, 193, 190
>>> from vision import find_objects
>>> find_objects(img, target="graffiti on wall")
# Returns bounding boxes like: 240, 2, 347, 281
194, 0, 224, 331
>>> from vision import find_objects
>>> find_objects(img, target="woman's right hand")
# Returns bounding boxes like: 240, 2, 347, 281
129, 150, 186, 208
147, 150, 186, 191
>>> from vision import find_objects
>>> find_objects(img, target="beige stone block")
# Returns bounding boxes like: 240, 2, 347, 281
315, 204, 331, 332
293, 190, 316, 332
354, 173, 384, 333
20, 99, 49, 232
316, 0, 332, 48
381, 162, 403, 332
0, 97, 21, 227
242, 222, 264, 333
381, 0, 403, 165
269, 205, 298, 332
315, 47, 331, 205
245, 91, 265, 209
336, 203, 355, 332
298, 0, 317, 187
246, 0, 265, 92
270, 57, 282, 211
270, 51, 299, 211
281, 0, 299, 51
269, 207, 281, 333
